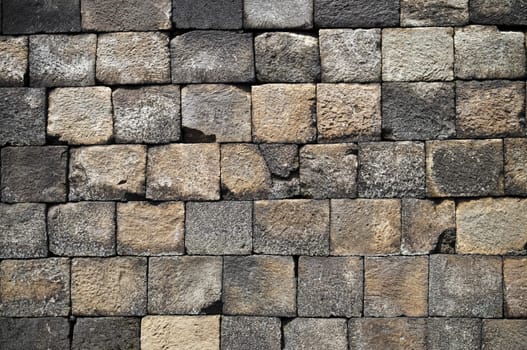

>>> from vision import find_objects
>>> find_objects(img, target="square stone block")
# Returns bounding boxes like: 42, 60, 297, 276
0, 203, 46, 258
427, 318, 481, 350
221, 316, 281, 350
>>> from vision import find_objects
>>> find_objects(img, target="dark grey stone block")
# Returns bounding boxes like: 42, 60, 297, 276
315, 0, 399, 27
244, 0, 313, 29
470, 0, 527, 25
427, 318, 481, 350
72, 317, 140, 350
221, 316, 281, 350
173, 0, 242, 29
283, 318, 348, 350
0, 318, 70, 350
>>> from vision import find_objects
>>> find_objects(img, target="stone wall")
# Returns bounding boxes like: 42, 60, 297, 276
0, 0, 526, 349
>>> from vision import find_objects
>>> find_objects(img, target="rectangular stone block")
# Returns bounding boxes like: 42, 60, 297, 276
259, 144, 301, 199
349, 318, 426, 350
0, 203, 46, 258
470, 0, 527, 25
72, 317, 140, 350
284, 318, 348, 350
244, 0, 312, 29
427, 318, 481, 350
221, 316, 281, 350
0, 317, 70, 350
173, 0, 242, 29
0, 36, 27, 86
482, 320, 527, 350
505, 138, 527, 195
401, 0, 469, 26
315, 0, 399, 27
504, 257, 527, 317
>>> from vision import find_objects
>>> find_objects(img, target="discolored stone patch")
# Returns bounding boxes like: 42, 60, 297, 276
283, 318, 348, 350
427, 318, 481, 350
349, 318, 427, 350
0, 317, 70, 350
505, 138, 527, 195
244, 0, 313, 29
482, 319, 527, 350
504, 257, 527, 318
173, 0, 243, 29
314, 0, 399, 27
0, 36, 27, 86
221, 316, 281, 350
401, 0, 469, 26
72, 317, 140, 350
470, 0, 527, 25
260, 144, 301, 199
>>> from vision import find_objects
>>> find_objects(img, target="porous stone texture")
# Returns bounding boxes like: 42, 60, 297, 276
181, 84, 251, 143
283, 318, 348, 350
382, 82, 456, 140
259, 144, 301, 199
29, 34, 96, 87
97, 32, 170, 85
117, 201, 185, 256
0, 259, 70, 317
349, 318, 427, 350
482, 320, 527, 350
0, 88, 45, 146
81, 0, 171, 31
504, 258, 527, 318
298, 256, 363, 317
71, 257, 147, 316
426, 140, 504, 197
186, 201, 252, 255
255, 32, 320, 83
315, 0, 399, 27
252, 84, 316, 143
69, 145, 147, 201
0, 203, 46, 258
72, 317, 140, 350
146, 144, 220, 201
148, 256, 222, 314
113, 86, 181, 144
401, 0, 469, 26
429, 255, 502, 317
223, 255, 296, 316
171, 31, 254, 83
0, 317, 70, 350
1, 146, 67, 203
470, 0, 527, 25
0, 36, 27, 86
456, 80, 525, 138
358, 142, 426, 198
173, 0, 243, 29
505, 138, 527, 195
221, 316, 281, 350
244, 0, 313, 29
254, 199, 330, 256
455, 26, 526, 79
48, 87, 113, 144
427, 318, 481, 350
331, 199, 401, 255
319, 29, 381, 83
382, 28, 454, 81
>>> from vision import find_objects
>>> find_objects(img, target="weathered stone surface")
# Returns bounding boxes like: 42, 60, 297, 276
186, 201, 252, 255
505, 138, 527, 195
146, 144, 220, 201
482, 320, 527, 350
48, 87, 113, 144
1, 146, 67, 202
349, 318, 427, 350
30, 34, 96, 87
455, 26, 526, 79
72, 317, 140, 350
255, 32, 320, 83
117, 201, 184, 256
504, 257, 527, 317
298, 257, 363, 317
0, 317, 70, 350
259, 144, 299, 178
358, 142, 425, 198
223, 255, 296, 316
0, 259, 70, 317
181, 84, 251, 142
401, 199, 455, 255
331, 199, 401, 255
319, 29, 381, 82
382, 82, 456, 140
81, 0, 171, 31
300, 144, 358, 198
221, 316, 281, 350
284, 318, 348, 350
69, 145, 146, 201
113, 86, 181, 144
0, 36, 27, 86
173, 0, 242, 29
3, 0, 80, 34
48, 202, 115, 257
427, 318, 481, 350
252, 84, 316, 143
244, 0, 312, 29
72, 257, 147, 316
401, 0, 469, 26
364, 256, 428, 317
470, 0, 527, 25
456, 80, 525, 138
97, 32, 170, 85
426, 140, 504, 197
171, 31, 254, 83
148, 257, 222, 314
141, 316, 220, 350
0, 88, 46, 146
254, 200, 329, 256
429, 255, 502, 317
0, 203, 46, 258
315, 0, 399, 27
382, 28, 454, 81
317, 84, 381, 142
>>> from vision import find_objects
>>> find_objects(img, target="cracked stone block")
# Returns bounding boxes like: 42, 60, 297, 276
48, 87, 113, 144
148, 256, 222, 315
29, 34, 96, 87
382, 28, 454, 81
252, 84, 316, 143
223, 255, 296, 316
429, 255, 502, 317
284, 318, 348, 350
244, 0, 312, 29
255, 32, 320, 83
505, 138, 527, 195
427, 318, 481, 350
455, 26, 526, 79
72, 257, 147, 316
315, 0, 399, 27
0, 258, 70, 317
0, 203, 46, 258
426, 139, 504, 197
382, 82, 456, 140
317, 84, 381, 142
69, 145, 146, 201
349, 318, 426, 350
181, 84, 251, 143
221, 316, 281, 350
48, 202, 115, 257
358, 142, 426, 198
72, 317, 140, 350
504, 257, 527, 317
470, 0, 527, 25
117, 201, 184, 256
0, 318, 70, 350
113, 86, 181, 144
186, 201, 252, 255
173, 0, 242, 29
97, 32, 170, 85
401, 0, 469, 26
298, 256, 363, 317
1, 146, 67, 203
171, 31, 254, 83
146, 144, 220, 201
482, 320, 527, 350
0, 36, 27, 86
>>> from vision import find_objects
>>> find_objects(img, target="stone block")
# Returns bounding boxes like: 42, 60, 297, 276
470, 0, 527, 25
315, 0, 399, 27
0, 203, 46, 258
244, 0, 312, 29
349, 318, 427, 350
0, 318, 70, 350
505, 138, 527, 195
482, 320, 527, 350
0, 36, 27, 86
401, 0, 469, 26
173, 0, 242, 29
72, 317, 140, 350
283, 318, 348, 350
504, 257, 527, 317
427, 318, 481, 350
259, 144, 301, 199
221, 316, 281, 350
